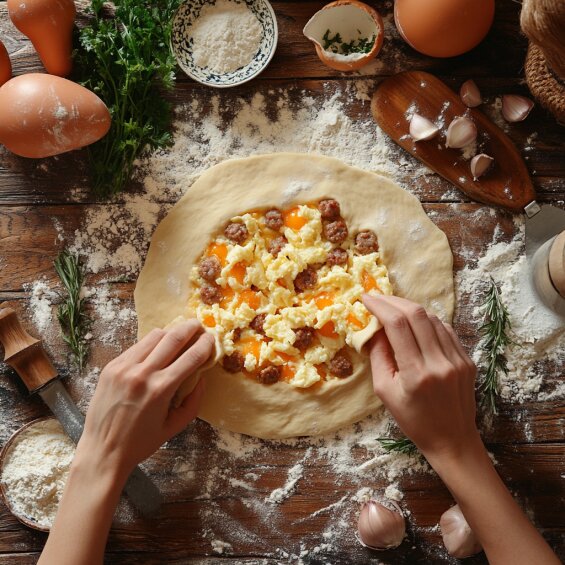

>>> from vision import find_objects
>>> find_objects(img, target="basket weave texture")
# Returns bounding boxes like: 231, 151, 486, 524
521, 0, 565, 124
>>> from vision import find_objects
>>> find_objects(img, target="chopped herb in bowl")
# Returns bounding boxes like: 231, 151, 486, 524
322, 28, 376, 55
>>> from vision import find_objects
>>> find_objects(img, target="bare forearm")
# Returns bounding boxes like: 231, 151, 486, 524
426, 438, 560, 565
38, 445, 126, 565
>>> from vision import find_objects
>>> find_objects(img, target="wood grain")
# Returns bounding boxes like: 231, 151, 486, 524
372, 71, 536, 211
0, 1, 564, 563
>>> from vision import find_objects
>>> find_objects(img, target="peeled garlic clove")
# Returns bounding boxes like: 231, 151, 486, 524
501, 94, 534, 122
357, 499, 406, 550
460, 80, 482, 108
445, 116, 477, 149
409, 113, 439, 141
470, 153, 494, 180
440, 504, 483, 558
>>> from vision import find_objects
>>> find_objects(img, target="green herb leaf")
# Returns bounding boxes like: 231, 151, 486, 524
54, 251, 91, 371
74, 0, 181, 196
478, 278, 513, 414
322, 29, 375, 55
377, 437, 418, 455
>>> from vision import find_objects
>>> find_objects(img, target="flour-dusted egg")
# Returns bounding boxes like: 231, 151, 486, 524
0, 74, 111, 158
0, 41, 12, 87
395, 0, 495, 58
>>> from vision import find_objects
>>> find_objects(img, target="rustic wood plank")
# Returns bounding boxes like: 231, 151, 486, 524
1, 441, 563, 561
0, 1, 530, 80
0, 0, 563, 563
0, 77, 563, 206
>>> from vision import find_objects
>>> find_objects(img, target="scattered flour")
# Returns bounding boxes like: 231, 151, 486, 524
211, 538, 233, 554
0, 419, 75, 529
266, 462, 304, 504
2, 78, 562, 561
189, 0, 262, 74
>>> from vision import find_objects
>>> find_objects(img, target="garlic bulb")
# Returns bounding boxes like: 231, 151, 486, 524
501, 95, 534, 122
440, 504, 483, 558
470, 153, 494, 180
409, 113, 439, 141
445, 116, 477, 149
357, 499, 406, 550
460, 80, 482, 108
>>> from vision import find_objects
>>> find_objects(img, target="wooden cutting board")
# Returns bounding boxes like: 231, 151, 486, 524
371, 71, 536, 212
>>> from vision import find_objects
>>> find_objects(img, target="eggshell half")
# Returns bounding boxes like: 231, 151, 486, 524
0, 41, 11, 87
395, 0, 495, 58
0, 74, 111, 158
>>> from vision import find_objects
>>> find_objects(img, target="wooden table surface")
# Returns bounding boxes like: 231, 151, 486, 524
1, 1, 564, 563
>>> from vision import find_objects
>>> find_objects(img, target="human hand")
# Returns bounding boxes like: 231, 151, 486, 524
362, 294, 480, 462
78, 320, 215, 480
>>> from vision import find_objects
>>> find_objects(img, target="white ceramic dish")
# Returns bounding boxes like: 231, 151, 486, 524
171, 0, 278, 88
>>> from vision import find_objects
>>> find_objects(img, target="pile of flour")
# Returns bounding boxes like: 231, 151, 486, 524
0, 419, 74, 529
189, 0, 263, 74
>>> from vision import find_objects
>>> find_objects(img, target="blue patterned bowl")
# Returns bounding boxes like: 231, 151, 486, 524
171, 0, 278, 88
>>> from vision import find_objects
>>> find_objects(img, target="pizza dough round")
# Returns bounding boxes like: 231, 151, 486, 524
135, 153, 454, 439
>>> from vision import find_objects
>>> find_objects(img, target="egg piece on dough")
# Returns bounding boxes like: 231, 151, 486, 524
0, 73, 111, 158
394, 0, 495, 58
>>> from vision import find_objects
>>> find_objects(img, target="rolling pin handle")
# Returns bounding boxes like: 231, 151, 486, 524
0, 308, 58, 393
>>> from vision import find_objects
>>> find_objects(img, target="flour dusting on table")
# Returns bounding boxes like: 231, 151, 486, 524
1, 81, 562, 563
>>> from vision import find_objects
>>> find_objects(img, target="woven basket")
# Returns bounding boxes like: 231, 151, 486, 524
521, 0, 565, 125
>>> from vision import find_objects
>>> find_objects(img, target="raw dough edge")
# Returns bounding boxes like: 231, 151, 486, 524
135, 153, 454, 439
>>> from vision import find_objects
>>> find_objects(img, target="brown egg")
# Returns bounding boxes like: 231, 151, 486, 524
0, 74, 111, 158
395, 0, 495, 58
8, 0, 76, 76
0, 41, 11, 87
304, 0, 384, 72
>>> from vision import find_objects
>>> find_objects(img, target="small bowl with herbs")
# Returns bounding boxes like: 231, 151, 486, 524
303, 0, 383, 72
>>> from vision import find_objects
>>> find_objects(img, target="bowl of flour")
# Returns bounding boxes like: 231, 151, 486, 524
0, 418, 75, 531
171, 0, 278, 88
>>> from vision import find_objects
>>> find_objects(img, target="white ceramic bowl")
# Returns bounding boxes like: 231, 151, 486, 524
171, 0, 278, 88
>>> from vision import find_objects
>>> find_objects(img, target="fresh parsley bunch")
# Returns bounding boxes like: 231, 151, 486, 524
75, 0, 181, 196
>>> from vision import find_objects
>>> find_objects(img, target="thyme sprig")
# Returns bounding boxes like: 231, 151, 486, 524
479, 279, 513, 414
378, 437, 418, 455
54, 251, 91, 372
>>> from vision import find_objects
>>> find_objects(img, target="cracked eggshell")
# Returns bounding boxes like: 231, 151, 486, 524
0, 41, 11, 87
0, 73, 111, 159
303, 0, 383, 71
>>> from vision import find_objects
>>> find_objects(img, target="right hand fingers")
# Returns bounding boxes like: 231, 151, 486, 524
362, 294, 422, 370
367, 330, 397, 399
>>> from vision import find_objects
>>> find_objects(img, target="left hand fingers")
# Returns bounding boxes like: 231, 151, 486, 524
163, 332, 215, 389
165, 378, 206, 437
143, 319, 203, 370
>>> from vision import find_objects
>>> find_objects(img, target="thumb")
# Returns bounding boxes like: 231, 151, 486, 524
165, 378, 206, 438
367, 329, 397, 401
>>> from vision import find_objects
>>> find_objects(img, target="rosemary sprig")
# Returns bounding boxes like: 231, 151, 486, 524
54, 252, 91, 371
479, 278, 513, 414
378, 437, 417, 455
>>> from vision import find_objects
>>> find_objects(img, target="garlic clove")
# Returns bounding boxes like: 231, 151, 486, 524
440, 504, 483, 558
460, 80, 482, 108
409, 113, 439, 141
357, 499, 406, 551
501, 94, 534, 122
445, 116, 477, 149
470, 153, 494, 180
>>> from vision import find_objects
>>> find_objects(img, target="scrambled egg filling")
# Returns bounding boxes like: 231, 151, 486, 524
189, 203, 393, 388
